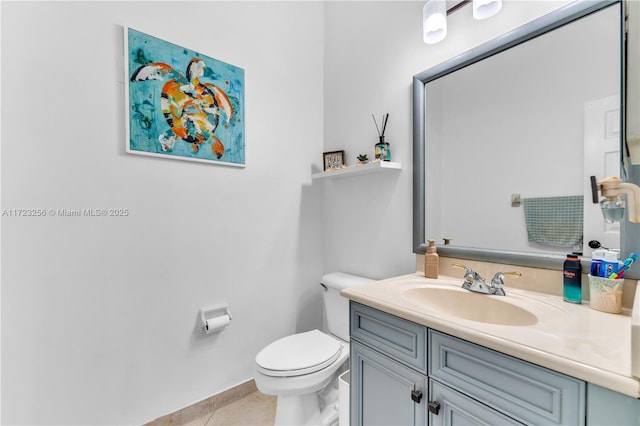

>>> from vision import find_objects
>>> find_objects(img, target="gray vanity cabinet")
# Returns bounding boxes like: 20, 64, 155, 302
429, 329, 585, 425
350, 340, 427, 425
429, 380, 520, 426
349, 302, 588, 426
349, 302, 428, 426
586, 383, 640, 425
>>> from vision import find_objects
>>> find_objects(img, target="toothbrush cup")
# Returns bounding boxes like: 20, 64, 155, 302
588, 275, 623, 314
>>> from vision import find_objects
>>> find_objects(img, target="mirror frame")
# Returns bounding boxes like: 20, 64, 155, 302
412, 0, 632, 273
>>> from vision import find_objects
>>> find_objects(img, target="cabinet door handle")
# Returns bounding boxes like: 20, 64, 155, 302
410, 389, 423, 403
428, 400, 441, 415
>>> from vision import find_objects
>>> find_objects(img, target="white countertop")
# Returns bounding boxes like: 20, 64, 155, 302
341, 273, 640, 398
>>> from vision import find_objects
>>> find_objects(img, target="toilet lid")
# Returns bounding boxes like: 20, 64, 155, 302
255, 329, 343, 377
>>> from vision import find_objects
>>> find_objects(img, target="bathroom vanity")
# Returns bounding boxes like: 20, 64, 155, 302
342, 273, 640, 425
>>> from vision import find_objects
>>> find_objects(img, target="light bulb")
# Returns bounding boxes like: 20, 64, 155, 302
423, 0, 447, 44
473, 0, 502, 20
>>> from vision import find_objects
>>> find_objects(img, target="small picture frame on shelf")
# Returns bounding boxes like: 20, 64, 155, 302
323, 150, 345, 171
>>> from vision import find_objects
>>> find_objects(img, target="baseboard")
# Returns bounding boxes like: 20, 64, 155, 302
145, 379, 258, 425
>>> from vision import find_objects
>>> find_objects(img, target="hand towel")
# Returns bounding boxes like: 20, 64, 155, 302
522, 195, 583, 247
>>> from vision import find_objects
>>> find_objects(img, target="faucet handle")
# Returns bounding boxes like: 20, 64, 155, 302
491, 271, 521, 283
452, 263, 485, 291
489, 271, 521, 296
451, 262, 475, 274
451, 263, 473, 280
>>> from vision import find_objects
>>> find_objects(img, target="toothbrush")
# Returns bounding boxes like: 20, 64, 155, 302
608, 253, 639, 279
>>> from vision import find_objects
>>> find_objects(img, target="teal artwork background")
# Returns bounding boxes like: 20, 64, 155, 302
126, 28, 245, 165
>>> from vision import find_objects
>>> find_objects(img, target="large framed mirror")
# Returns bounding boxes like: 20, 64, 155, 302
413, 0, 640, 277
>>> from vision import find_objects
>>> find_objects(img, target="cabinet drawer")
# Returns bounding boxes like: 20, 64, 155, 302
350, 302, 427, 373
429, 379, 521, 426
429, 330, 585, 425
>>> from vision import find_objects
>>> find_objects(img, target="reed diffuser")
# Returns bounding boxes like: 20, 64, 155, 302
372, 113, 391, 161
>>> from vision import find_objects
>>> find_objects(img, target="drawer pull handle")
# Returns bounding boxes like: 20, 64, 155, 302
410, 390, 423, 403
428, 400, 441, 415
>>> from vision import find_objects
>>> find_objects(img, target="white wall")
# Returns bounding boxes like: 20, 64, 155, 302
321, 1, 423, 279
1, 1, 324, 424
321, 0, 574, 278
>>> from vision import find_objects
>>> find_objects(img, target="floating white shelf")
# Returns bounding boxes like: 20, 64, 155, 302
312, 161, 402, 180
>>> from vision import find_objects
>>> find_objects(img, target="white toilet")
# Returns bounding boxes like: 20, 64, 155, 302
254, 272, 372, 426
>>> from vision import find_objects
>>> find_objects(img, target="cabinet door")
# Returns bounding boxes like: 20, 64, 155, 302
350, 340, 427, 426
429, 380, 522, 426
586, 383, 640, 425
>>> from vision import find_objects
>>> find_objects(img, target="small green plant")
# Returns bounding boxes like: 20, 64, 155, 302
357, 154, 368, 162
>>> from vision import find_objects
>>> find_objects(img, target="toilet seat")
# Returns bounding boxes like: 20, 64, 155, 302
255, 329, 343, 377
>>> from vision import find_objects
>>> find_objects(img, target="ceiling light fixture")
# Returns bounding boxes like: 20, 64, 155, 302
423, 0, 447, 44
473, 0, 503, 20
423, 0, 502, 44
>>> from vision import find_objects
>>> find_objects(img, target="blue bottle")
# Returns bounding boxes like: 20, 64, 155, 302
600, 251, 620, 278
590, 248, 606, 277
563, 254, 582, 304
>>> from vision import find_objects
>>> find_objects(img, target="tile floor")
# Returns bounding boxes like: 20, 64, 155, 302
184, 391, 276, 426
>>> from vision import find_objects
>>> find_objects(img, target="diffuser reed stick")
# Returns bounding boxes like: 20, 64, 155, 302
372, 114, 381, 136
381, 113, 389, 137
372, 113, 390, 138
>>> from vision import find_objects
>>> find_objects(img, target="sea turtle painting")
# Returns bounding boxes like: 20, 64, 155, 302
126, 28, 245, 165
130, 58, 233, 158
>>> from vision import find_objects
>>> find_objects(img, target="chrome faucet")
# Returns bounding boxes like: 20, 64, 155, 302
454, 263, 490, 293
452, 263, 521, 296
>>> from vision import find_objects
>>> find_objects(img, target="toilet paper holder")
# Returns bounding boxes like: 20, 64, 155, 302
199, 304, 232, 334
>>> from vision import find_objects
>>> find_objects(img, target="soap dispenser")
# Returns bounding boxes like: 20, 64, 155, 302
424, 239, 439, 279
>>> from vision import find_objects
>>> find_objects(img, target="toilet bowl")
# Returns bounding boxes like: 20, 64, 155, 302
254, 272, 372, 426
255, 329, 349, 425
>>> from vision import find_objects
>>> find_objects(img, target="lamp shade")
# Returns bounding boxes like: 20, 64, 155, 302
473, 0, 502, 20
423, 0, 447, 44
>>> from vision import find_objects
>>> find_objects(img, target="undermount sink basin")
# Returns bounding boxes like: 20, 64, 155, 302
403, 286, 539, 326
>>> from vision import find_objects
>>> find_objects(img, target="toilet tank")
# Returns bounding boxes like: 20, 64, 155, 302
321, 272, 373, 341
